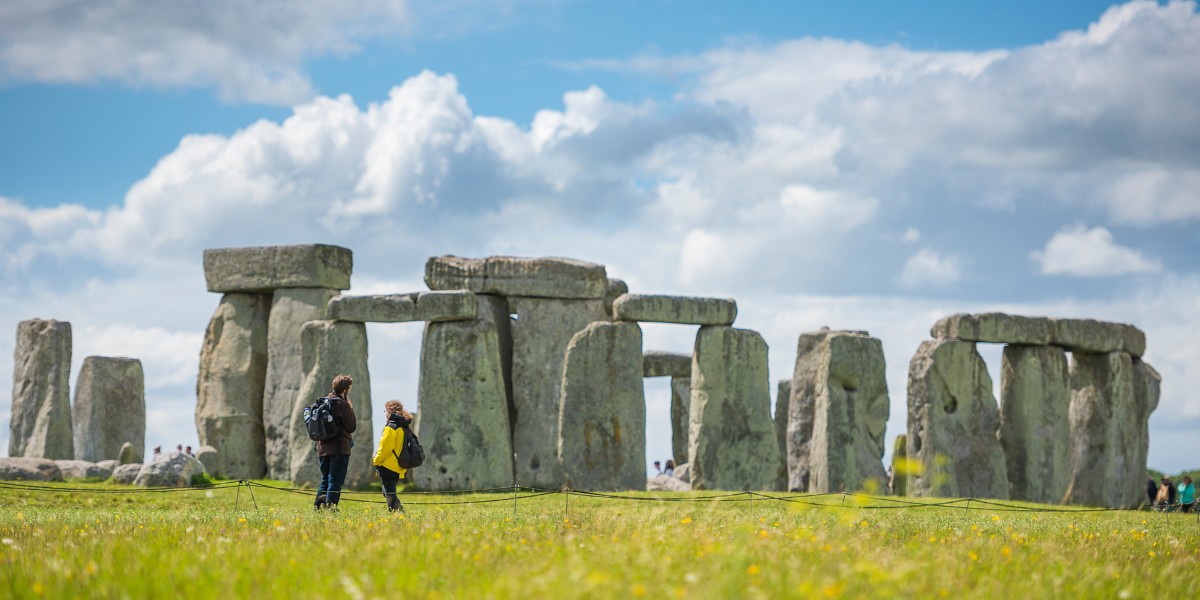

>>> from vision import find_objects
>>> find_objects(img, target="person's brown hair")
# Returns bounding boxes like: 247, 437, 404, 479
384, 399, 413, 421
332, 374, 353, 397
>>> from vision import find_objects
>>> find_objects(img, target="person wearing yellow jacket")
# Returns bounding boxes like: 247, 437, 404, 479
373, 400, 412, 512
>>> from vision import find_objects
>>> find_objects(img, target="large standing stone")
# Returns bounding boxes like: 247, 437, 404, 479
890, 435, 908, 497
906, 338, 1008, 499
195, 293, 270, 479
613, 294, 737, 326
508, 296, 607, 488
72, 357, 145, 463
116, 442, 138, 464
414, 295, 515, 491
328, 291, 477, 323
426, 256, 607, 299
1133, 359, 1161, 506
1051, 319, 1146, 358
689, 326, 779, 490
799, 331, 889, 494
287, 320, 373, 488
931, 313, 1053, 346
999, 345, 1071, 504
1064, 351, 1138, 508
263, 288, 338, 480
774, 379, 791, 492
670, 376, 691, 465
203, 244, 353, 293
603, 279, 628, 318
9, 319, 73, 459
559, 322, 646, 491
786, 331, 824, 492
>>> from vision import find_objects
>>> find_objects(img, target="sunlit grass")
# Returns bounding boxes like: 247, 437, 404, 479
0, 481, 1197, 598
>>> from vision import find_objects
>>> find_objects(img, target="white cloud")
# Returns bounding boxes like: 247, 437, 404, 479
0, 0, 409, 104
895, 248, 965, 289
901, 228, 921, 244
1032, 224, 1161, 277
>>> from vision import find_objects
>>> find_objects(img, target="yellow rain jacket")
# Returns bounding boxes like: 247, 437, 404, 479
372, 414, 410, 478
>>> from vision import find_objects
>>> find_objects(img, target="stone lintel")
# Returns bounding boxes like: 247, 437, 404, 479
612, 294, 737, 326
204, 244, 352, 293
643, 351, 691, 378
425, 255, 607, 299
328, 291, 477, 323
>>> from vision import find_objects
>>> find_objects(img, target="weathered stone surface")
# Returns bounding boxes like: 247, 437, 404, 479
116, 442, 138, 465
426, 255, 607, 299
204, 244, 352, 293
195, 293, 270, 479
647, 474, 690, 492
931, 313, 1053, 346
674, 462, 692, 483
612, 294, 737, 326
96, 459, 118, 472
1133, 360, 1160, 507
263, 287, 337, 480
413, 295, 514, 491
559, 322, 646, 491
906, 339, 1008, 499
999, 345, 1071, 504
111, 463, 141, 484
328, 291, 477, 323
1052, 319, 1146, 357
287, 320, 373, 488
9, 319, 73, 459
134, 451, 207, 487
603, 279, 628, 318
890, 435, 908, 497
774, 380, 791, 492
508, 297, 607, 488
1064, 352, 1139, 508
54, 459, 113, 480
643, 351, 691, 378
0, 457, 63, 481
798, 331, 890, 494
689, 326, 779, 490
786, 331, 822, 492
670, 377, 691, 465
72, 357, 145, 463
195, 445, 219, 475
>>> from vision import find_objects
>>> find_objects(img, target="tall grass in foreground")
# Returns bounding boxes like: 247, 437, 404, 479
0, 482, 1197, 598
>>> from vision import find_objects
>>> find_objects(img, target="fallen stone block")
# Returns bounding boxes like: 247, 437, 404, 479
426, 255, 607, 299
54, 459, 113, 480
204, 244, 353, 293
111, 463, 141, 485
647, 474, 690, 492
612, 294, 737, 326
327, 291, 477, 323
643, 351, 691, 378
0, 457, 63, 481
135, 451, 207, 487
931, 313, 1053, 346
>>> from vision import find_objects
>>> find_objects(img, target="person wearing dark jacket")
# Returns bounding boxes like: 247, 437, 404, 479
314, 374, 357, 510
372, 399, 412, 513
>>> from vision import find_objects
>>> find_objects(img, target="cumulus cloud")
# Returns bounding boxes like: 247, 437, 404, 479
1032, 224, 1162, 277
0, 0, 408, 104
895, 249, 965, 289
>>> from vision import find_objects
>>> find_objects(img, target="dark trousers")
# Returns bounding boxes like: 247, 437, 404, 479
316, 454, 350, 508
376, 466, 404, 512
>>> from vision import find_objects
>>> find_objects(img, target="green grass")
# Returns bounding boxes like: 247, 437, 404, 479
1, 481, 1197, 599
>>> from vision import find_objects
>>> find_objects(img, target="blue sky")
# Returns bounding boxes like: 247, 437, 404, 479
1, 0, 1198, 475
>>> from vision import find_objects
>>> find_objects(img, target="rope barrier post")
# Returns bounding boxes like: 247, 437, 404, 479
234, 480, 242, 510
965, 498, 971, 514
840, 492, 847, 507
512, 484, 518, 520
564, 487, 570, 522
246, 481, 258, 511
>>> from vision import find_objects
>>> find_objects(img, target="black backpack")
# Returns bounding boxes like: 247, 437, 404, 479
394, 425, 425, 469
305, 397, 341, 442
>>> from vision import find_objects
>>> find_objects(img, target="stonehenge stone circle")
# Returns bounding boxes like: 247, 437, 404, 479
642, 351, 691, 379
670, 376, 691, 465
689, 326, 779, 490
932, 313, 1053, 346
425, 255, 608, 299
195, 293, 270, 479
263, 287, 339, 480
72, 356, 145, 463
603, 278, 628, 318
508, 296, 607, 488
414, 295, 515, 491
999, 345, 1071, 504
906, 338, 1008, 499
288, 320, 374, 488
612, 294, 737, 326
0, 457, 63, 481
792, 330, 889, 494
10, 319, 74, 459
328, 291, 477, 323
204, 244, 353, 293
559, 321, 647, 491
774, 379, 791, 492
1064, 351, 1139, 508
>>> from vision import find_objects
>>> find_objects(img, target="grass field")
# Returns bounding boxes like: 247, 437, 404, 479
1, 481, 1197, 599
